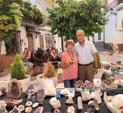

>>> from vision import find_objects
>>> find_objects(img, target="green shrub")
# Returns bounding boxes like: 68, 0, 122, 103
93, 52, 101, 68
11, 54, 25, 79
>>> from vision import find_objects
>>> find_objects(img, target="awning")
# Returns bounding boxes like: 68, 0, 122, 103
27, 28, 41, 34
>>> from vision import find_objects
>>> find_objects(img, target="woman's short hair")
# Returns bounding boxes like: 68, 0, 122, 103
51, 47, 55, 51
65, 39, 74, 48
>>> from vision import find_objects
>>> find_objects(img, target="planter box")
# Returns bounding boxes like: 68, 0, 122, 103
8, 74, 30, 92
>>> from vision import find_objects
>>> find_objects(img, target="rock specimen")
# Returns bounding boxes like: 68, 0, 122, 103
34, 107, 43, 113
37, 89, 45, 104
77, 96, 83, 109
18, 105, 25, 112
54, 108, 61, 113
9, 106, 21, 113
67, 106, 75, 113
76, 80, 83, 85
66, 96, 73, 104
103, 91, 107, 100
43, 61, 56, 78
26, 83, 34, 95
32, 103, 39, 108
3, 99, 23, 107
81, 91, 91, 101
25, 101, 32, 107
49, 97, 61, 109
0, 87, 6, 97
60, 88, 69, 95
27, 89, 35, 100
88, 98, 99, 111
91, 90, 102, 104
112, 94, 123, 111
7, 79, 22, 99
0, 100, 7, 113
25, 107, 32, 113
94, 98, 99, 110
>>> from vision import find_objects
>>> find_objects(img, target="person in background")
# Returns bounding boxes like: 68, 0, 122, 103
74, 30, 98, 83
50, 47, 61, 62
109, 42, 120, 54
20, 47, 33, 74
61, 40, 78, 88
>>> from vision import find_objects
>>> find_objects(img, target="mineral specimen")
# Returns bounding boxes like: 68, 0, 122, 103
77, 96, 83, 109
34, 107, 43, 113
66, 96, 73, 104
0, 101, 7, 113
32, 103, 39, 108
18, 105, 25, 112
7, 79, 22, 99
54, 108, 61, 113
3, 99, 23, 107
67, 106, 75, 113
81, 91, 91, 101
27, 89, 35, 100
49, 97, 61, 109
25, 107, 32, 113
37, 89, 45, 104
112, 94, 123, 111
94, 98, 99, 110
0, 87, 6, 97
25, 101, 32, 106
26, 83, 34, 95
9, 106, 21, 113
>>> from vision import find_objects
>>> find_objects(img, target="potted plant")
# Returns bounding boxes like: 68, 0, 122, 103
10, 54, 30, 91
37, 61, 57, 88
93, 52, 103, 79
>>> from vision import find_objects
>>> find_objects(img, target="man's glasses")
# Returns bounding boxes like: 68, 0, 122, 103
77, 35, 83, 36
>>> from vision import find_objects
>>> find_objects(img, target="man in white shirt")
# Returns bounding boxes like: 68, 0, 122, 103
74, 30, 98, 82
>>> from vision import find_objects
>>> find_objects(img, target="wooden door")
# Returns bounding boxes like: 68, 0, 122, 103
28, 33, 34, 52
40, 35, 44, 49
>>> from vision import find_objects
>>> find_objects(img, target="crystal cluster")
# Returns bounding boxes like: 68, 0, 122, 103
37, 89, 45, 104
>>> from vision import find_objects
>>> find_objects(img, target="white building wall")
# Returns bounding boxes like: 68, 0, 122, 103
116, 8, 123, 44
105, 14, 117, 43
20, 26, 28, 52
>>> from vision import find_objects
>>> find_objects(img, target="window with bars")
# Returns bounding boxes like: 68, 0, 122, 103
98, 33, 101, 40
45, 34, 53, 48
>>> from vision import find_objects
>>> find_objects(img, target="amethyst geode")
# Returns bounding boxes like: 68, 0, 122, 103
34, 107, 43, 113
7, 79, 22, 99
27, 89, 35, 100
9, 106, 21, 113
37, 89, 45, 104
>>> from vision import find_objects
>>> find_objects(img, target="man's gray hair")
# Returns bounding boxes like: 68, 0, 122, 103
76, 30, 85, 35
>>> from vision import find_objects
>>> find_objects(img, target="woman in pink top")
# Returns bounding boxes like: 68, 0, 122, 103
61, 40, 78, 88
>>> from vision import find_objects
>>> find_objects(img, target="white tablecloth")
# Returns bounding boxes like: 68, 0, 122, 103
99, 52, 123, 63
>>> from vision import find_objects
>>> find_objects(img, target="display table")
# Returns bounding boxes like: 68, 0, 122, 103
1, 89, 123, 113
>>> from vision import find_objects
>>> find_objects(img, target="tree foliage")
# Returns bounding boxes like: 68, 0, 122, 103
47, 0, 109, 40
0, 0, 22, 42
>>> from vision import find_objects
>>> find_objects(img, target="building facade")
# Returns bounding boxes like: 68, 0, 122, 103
0, 0, 64, 70
90, 0, 123, 51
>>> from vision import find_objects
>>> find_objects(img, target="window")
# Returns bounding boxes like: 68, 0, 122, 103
5, 33, 21, 54
98, 33, 101, 40
45, 34, 52, 48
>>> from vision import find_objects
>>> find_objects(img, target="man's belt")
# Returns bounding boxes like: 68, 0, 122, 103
78, 62, 92, 66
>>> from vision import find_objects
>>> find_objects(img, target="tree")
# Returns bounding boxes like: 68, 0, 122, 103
47, 0, 108, 40
0, 0, 23, 71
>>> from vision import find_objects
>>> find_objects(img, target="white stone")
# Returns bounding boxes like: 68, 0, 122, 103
77, 96, 83, 109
